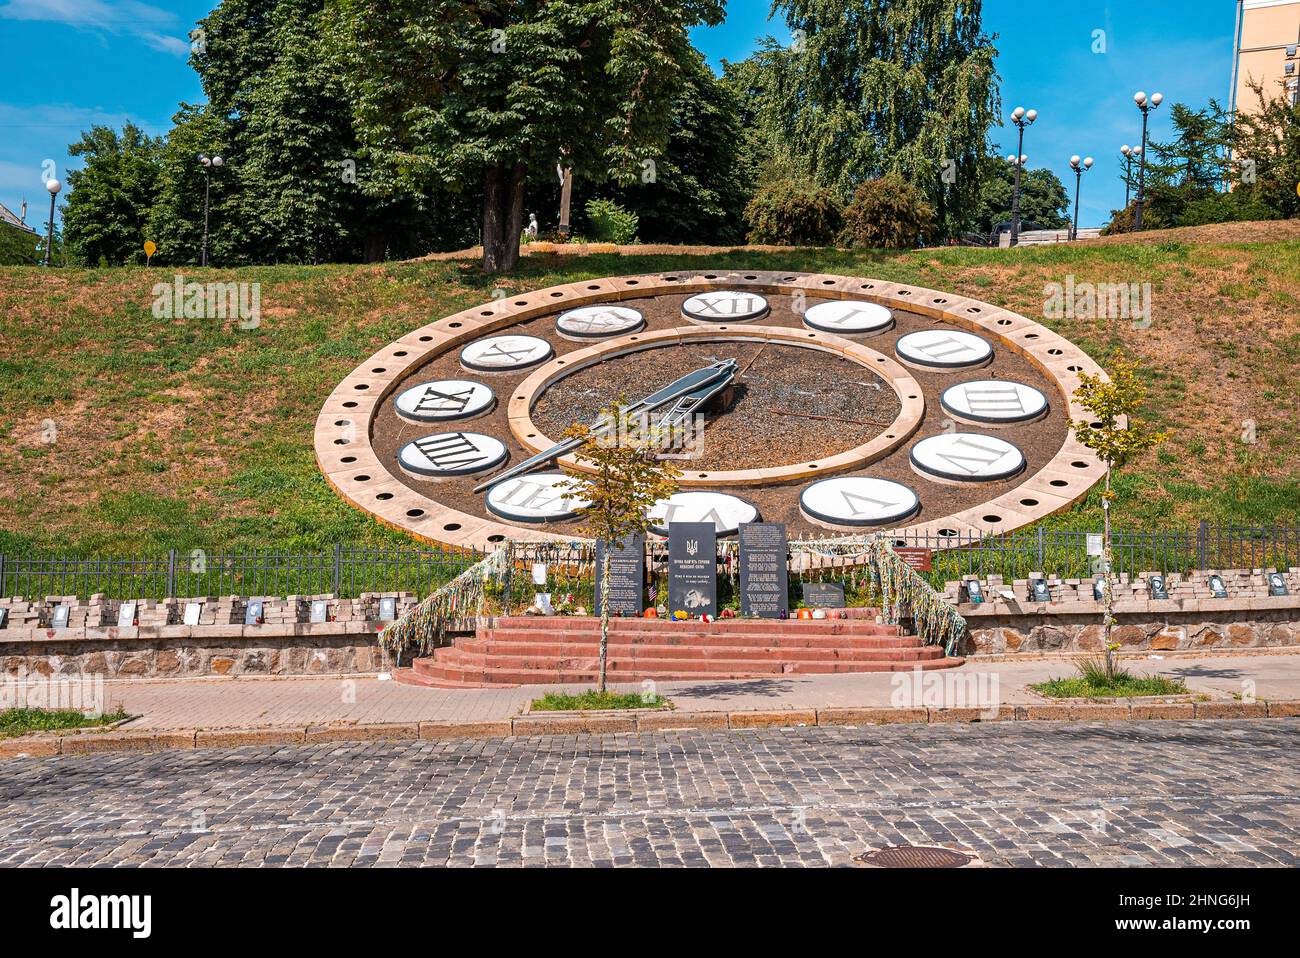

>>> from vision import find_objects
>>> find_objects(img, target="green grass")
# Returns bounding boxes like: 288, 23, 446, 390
1030, 659, 1189, 700
1, 233, 1298, 557
530, 690, 670, 711
0, 706, 131, 738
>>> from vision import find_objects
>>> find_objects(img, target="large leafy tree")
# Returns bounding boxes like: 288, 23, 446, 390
145, 104, 234, 266
195, 0, 449, 263
755, 0, 1000, 235
597, 48, 748, 244
533, 48, 749, 244
973, 154, 1068, 232
61, 124, 164, 265
328, 0, 726, 272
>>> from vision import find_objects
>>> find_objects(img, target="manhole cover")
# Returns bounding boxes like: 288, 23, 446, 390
853, 845, 973, 868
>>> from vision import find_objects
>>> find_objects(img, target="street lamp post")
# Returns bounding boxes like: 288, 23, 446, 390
43, 178, 61, 267
199, 153, 224, 266
1132, 91, 1163, 231
1005, 152, 1027, 243
1119, 145, 1142, 207
1069, 155, 1094, 241
1008, 106, 1037, 246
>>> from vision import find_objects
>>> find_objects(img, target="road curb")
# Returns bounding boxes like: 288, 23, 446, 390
2, 699, 1296, 758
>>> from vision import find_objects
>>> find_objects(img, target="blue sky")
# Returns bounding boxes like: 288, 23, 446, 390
0, 1, 1239, 232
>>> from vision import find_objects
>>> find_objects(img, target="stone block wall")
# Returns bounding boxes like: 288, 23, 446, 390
0, 593, 420, 678
939, 569, 1300, 656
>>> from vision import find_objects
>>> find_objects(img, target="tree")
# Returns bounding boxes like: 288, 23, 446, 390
61, 124, 164, 265
744, 178, 843, 244
973, 155, 1069, 233
586, 48, 749, 244
1072, 353, 1170, 679
1228, 80, 1300, 220
145, 104, 233, 266
558, 402, 681, 693
753, 0, 1000, 236
329, 0, 725, 273
840, 174, 936, 248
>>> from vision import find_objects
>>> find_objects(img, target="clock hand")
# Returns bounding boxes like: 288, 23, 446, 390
471, 359, 737, 494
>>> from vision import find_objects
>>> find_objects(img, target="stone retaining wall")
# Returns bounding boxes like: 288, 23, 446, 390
0, 593, 419, 678
941, 570, 1300, 656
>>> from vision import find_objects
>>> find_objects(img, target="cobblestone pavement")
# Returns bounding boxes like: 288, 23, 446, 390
1, 720, 1297, 867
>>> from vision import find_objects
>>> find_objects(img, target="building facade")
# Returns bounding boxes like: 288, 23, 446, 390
1232, 0, 1300, 112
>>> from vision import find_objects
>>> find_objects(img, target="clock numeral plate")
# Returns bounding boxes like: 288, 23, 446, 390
393, 379, 496, 423
800, 477, 921, 527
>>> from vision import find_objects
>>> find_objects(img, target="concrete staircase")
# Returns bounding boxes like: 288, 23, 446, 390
394, 615, 964, 688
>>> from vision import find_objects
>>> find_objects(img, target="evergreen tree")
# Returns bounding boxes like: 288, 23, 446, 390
61, 124, 164, 265
1228, 80, 1300, 220
328, 0, 727, 273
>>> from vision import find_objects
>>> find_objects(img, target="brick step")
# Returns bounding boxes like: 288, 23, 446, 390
476, 628, 922, 649
391, 669, 517, 689
419, 649, 949, 676
487, 617, 893, 636
453, 640, 944, 663
478, 625, 903, 645
408, 655, 964, 687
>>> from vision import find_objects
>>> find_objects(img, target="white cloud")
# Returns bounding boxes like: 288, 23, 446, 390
0, 0, 191, 58
141, 32, 191, 57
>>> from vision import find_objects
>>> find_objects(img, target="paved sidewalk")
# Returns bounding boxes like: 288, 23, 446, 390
87, 651, 1300, 731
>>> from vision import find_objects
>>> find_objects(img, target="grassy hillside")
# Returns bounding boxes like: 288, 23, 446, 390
1, 226, 1298, 556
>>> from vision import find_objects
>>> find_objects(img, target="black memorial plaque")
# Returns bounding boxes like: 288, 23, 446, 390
1208, 575, 1228, 599
1268, 572, 1289, 597
595, 535, 645, 616
668, 522, 717, 616
964, 579, 985, 604
1030, 579, 1051, 603
1148, 575, 1169, 600
802, 582, 845, 608
739, 522, 788, 618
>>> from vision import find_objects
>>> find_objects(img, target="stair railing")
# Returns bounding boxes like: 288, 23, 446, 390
863, 538, 967, 656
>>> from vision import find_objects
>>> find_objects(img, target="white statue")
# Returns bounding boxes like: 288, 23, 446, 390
526, 213, 539, 238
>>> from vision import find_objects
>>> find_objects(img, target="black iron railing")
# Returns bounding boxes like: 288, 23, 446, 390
0, 546, 482, 601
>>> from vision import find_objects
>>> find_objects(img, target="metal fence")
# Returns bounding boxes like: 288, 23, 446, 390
0, 546, 482, 601
1, 524, 1297, 601
888, 522, 1300, 588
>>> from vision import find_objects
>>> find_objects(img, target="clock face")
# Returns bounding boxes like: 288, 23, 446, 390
318, 271, 1107, 548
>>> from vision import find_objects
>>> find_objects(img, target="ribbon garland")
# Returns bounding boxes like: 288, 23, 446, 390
380, 535, 966, 659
